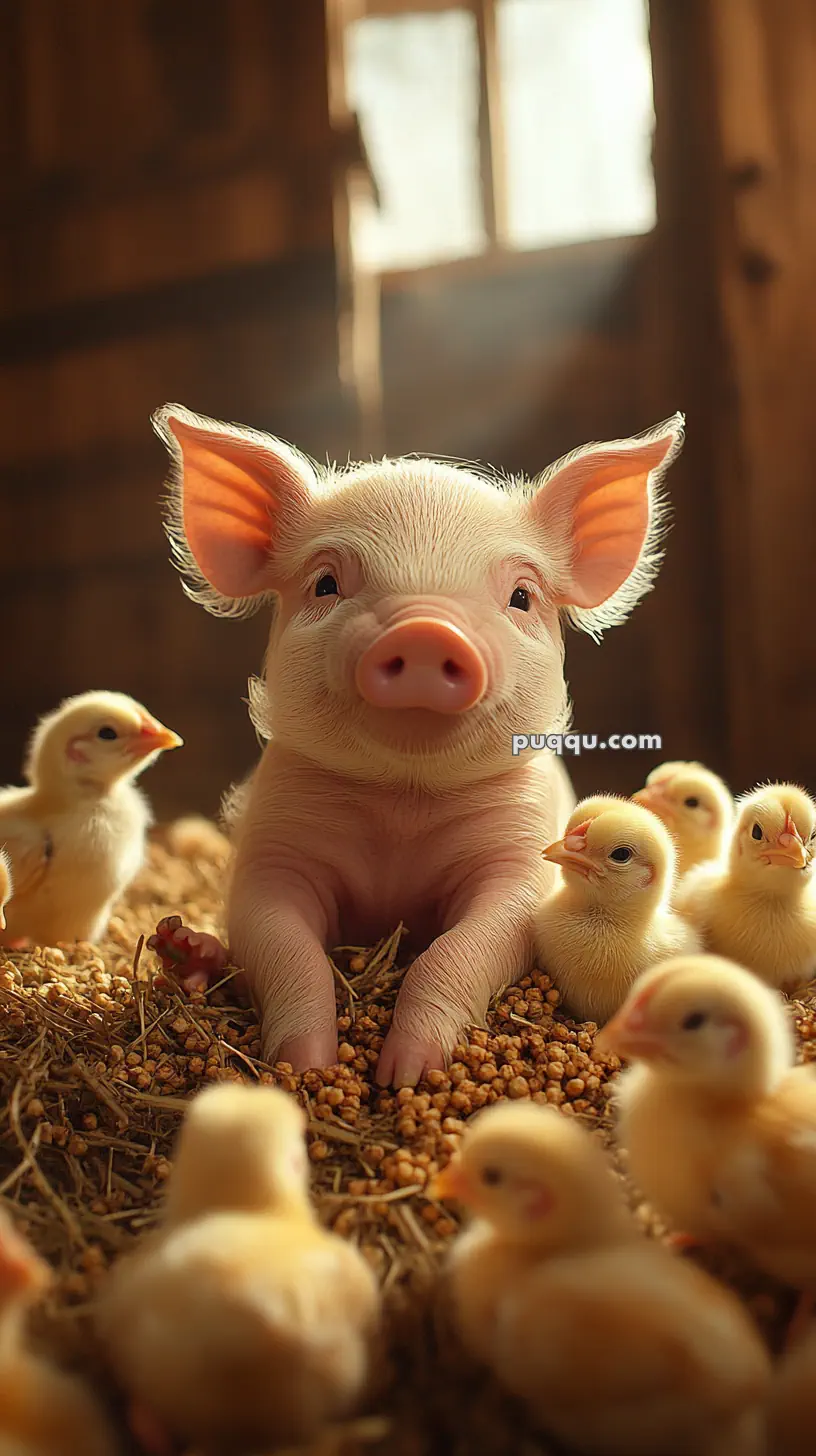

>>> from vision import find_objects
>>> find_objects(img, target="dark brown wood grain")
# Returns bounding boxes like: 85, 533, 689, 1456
0, 0, 357, 814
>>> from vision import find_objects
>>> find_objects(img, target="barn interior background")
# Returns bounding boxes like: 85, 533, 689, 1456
0, 0, 812, 819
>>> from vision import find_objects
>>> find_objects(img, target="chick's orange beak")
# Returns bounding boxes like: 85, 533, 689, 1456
762, 813, 808, 869
429, 1160, 470, 1203
595, 1008, 666, 1061
633, 785, 673, 821
543, 822, 596, 878
133, 720, 184, 756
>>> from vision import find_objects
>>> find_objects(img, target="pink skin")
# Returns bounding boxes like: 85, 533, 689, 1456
354, 618, 488, 713
158, 406, 683, 1085
230, 743, 564, 1082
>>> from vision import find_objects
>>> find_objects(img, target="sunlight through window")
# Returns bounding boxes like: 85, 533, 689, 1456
498, 0, 656, 249
345, 0, 656, 271
346, 10, 486, 270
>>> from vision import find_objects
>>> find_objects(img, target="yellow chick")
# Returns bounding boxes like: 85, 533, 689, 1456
676, 783, 816, 993
430, 1102, 769, 1456
0, 692, 182, 946
768, 1319, 816, 1455
597, 954, 816, 1298
534, 798, 700, 1023
97, 1083, 379, 1454
0, 1210, 118, 1456
633, 761, 734, 876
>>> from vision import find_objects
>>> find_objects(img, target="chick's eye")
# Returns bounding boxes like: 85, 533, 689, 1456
97, 726, 118, 741
315, 573, 339, 598
751, 822, 764, 841
509, 587, 530, 612
609, 846, 633, 863
681, 1011, 707, 1031
481, 1166, 502, 1187
684, 796, 700, 809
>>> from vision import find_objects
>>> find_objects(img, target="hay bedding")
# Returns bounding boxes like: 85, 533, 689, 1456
0, 823, 810, 1455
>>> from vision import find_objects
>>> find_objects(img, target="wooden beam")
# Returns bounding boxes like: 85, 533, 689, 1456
356, 0, 462, 14
0, 253, 337, 367
473, 0, 507, 249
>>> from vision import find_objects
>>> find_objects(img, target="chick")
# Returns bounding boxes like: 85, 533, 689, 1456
0, 691, 182, 946
633, 761, 734, 876
0, 1210, 118, 1456
768, 1319, 816, 1455
430, 1102, 769, 1456
676, 783, 816, 993
534, 799, 700, 1024
597, 954, 816, 1297
97, 1083, 379, 1455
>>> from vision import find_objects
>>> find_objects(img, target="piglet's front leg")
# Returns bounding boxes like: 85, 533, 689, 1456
228, 874, 339, 1072
376, 881, 536, 1088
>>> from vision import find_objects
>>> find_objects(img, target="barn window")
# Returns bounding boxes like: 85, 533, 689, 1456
340, 0, 656, 272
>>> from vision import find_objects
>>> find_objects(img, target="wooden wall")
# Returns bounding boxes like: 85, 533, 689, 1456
2, 0, 814, 816
372, 0, 816, 803
0, 0, 357, 816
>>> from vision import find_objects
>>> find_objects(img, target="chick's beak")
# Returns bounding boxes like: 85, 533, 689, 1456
595, 1010, 666, 1061
763, 813, 808, 869
633, 785, 673, 820
543, 822, 596, 878
134, 720, 184, 756
429, 1161, 470, 1203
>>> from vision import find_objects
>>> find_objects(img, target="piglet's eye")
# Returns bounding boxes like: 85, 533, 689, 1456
315, 574, 339, 598
509, 587, 530, 612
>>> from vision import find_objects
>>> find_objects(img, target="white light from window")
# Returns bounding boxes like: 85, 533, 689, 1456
345, 10, 486, 270
497, 0, 656, 249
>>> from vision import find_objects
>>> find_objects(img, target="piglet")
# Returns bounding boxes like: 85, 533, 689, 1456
156, 405, 683, 1087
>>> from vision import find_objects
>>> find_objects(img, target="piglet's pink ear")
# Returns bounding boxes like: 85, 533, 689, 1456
527, 413, 684, 636
154, 405, 316, 619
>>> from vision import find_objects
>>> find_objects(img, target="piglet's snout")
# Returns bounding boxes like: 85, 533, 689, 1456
355, 617, 488, 713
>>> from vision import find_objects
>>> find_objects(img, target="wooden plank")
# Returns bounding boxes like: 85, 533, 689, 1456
474, 0, 507, 249
702, 0, 816, 789
640, 0, 729, 778
0, 252, 337, 365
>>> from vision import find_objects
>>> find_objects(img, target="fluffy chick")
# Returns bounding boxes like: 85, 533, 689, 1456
534, 799, 700, 1024
431, 1102, 769, 1456
768, 1319, 816, 1456
597, 954, 816, 1293
633, 761, 734, 876
97, 1083, 379, 1456
676, 783, 816, 993
0, 1211, 118, 1456
0, 691, 181, 946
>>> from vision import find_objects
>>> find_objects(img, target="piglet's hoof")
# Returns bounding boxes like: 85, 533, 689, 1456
147, 916, 237, 994
276, 1029, 339, 1074
376, 1028, 445, 1088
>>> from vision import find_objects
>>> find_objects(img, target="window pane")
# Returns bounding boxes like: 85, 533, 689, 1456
497, 0, 656, 249
345, 11, 486, 270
